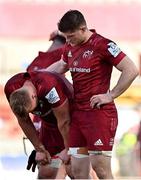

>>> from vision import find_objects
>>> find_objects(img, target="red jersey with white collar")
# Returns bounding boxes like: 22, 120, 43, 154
63, 30, 126, 110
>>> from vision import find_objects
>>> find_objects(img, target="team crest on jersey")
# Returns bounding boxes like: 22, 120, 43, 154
45, 87, 60, 104
83, 50, 93, 58
108, 42, 121, 57
67, 50, 72, 57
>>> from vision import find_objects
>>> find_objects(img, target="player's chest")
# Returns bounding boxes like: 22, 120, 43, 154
67, 47, 100, 69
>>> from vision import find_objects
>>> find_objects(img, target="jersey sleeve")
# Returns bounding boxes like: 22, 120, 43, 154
41, 75, 67, 108
45, 86, 67, 108
27, 48, 63, 72
62, 44, 69, 64
98, 38, 126, 66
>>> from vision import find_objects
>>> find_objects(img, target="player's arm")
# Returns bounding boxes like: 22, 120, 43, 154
16, 114, 51, 164
40, 58, 68, 74
109, 55, 138, 99
52, 98, 70, 149
90, 56, 138, 108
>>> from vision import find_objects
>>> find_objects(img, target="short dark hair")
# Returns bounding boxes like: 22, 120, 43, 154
9, 90, 31, 118
58, 10, 86, 33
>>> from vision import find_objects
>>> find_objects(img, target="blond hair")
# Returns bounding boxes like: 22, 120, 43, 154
9, 89, 31, 118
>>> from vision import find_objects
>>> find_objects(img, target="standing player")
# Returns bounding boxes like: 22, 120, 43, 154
4, 71, 74, 179
45, 10, 139, 179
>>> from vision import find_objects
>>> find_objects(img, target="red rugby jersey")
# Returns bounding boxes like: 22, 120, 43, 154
27, 47, 63, 71
63, 30, 126, 110
4, 71, 73, 123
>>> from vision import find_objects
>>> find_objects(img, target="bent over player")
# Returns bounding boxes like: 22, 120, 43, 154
4, 71, 74, 179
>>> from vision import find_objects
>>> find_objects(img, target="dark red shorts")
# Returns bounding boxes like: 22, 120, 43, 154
39, 121, 64, 156
69, 108, 118, 151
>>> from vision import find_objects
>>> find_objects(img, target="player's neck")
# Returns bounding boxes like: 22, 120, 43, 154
84, 30, 93, 43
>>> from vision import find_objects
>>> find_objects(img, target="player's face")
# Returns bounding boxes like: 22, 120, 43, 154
63, 27, 87, 46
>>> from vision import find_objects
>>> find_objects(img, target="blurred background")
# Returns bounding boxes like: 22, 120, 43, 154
0, 0, 141, 179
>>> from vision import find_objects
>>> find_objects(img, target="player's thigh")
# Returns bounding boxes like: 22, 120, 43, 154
69, 147, 90, 176
39, 121, 64, 156
80, 109, 118, 151
71, 155, 90, 178
90, 153, 112, 173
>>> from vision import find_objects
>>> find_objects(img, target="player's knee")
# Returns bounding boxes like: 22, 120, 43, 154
71, 162, 89, 179
38, 166, 57, 179
71, 165, 84, 179
93, 166, 107, 179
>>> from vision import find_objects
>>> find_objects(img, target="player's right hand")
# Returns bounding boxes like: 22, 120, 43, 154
49, 30, 58, 41
58, 149, 70, 164
35, 150, 51, 165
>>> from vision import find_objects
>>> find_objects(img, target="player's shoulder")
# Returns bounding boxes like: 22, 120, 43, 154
93, 33, 114, 52
92, 32, 110, 46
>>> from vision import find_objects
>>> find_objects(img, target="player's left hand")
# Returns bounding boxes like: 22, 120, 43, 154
90, 92, 113, 109
58, 149, 70, 164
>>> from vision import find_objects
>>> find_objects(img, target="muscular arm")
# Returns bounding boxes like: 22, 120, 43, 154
110, 55, 139, 99
52, 98, 70, 148
17, 115, 44, 152
16, 114, 51, 165
90, 56, 139, 108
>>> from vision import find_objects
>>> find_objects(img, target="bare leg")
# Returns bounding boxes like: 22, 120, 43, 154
56, 164, 67, 179
38, 165, 58, 179
90, 164, 99, 179
90, 154, 113, 179
71, 156, 90, 179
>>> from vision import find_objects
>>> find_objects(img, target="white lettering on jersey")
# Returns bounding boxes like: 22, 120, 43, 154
69, 67, 90, 73
108, 42, 121, 57
45, 87, 60, 104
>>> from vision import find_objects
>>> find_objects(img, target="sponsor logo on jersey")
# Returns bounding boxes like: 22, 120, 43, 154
69, 67, 90, 73
94, 139, 103, 146
45, 87, 60, 104
83, 50, 93, 58
108, 42, 121, 57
